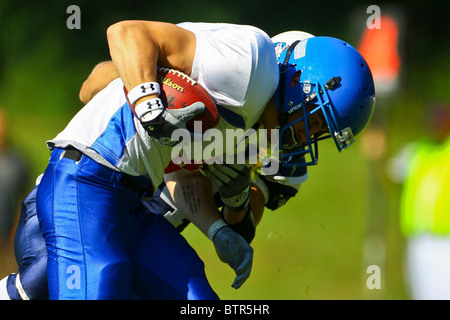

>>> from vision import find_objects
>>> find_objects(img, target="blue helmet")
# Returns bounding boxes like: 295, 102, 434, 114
272, 35, 376, 166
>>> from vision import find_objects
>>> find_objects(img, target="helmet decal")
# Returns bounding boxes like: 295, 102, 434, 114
292, 39, 308, 60
274, 42, 287, 59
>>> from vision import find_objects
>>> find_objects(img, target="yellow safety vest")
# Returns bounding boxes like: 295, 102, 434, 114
400, 138, 450, 236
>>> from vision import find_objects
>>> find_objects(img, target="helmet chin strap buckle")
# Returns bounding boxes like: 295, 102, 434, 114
335, 127, 354, 150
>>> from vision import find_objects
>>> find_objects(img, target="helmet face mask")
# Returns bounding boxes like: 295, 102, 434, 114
279, 103, 321, 166
278, 84, 349, 167
272, 35, 375, 167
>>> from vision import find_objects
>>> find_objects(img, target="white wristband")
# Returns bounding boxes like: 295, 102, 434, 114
135, 97, 165, 122
127, 82, 160, 105
207, 219, 228, 241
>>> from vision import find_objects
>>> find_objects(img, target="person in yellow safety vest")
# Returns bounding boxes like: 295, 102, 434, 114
389, 103, 450, 300
400, 138, 450, 236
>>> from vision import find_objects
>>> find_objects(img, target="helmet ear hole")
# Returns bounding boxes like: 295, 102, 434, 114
290, 70, 301, 88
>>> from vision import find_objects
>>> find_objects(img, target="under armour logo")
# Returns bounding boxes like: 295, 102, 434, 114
147, 100, 162, 109
141, 83, 155, 93
235, 191, 248, 203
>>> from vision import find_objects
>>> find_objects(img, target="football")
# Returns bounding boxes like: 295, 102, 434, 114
157, 68, 219, 132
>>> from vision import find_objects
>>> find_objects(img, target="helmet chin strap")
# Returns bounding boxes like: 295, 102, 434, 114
277, 40, 300, 128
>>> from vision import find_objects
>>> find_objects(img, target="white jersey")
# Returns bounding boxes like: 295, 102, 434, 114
47, 22, 279, 190
179, 22, 279, 129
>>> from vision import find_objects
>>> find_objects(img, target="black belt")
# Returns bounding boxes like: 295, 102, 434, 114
62, 148, 153, 197
62, 148, 82, 161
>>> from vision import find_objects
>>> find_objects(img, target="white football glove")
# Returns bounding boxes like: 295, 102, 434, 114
203, 163, 251, 211
141, 102, 205, 146
208, 219, 253, 289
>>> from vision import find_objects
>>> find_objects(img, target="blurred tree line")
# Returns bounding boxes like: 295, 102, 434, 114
0, 0, 448, 182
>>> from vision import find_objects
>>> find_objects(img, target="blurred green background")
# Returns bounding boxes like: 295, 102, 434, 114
0, 0, 449, 300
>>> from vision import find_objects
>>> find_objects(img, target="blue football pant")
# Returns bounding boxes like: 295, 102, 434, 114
24, 147, 218, 300
8, 185, 218, 300
9, 185, 48, 300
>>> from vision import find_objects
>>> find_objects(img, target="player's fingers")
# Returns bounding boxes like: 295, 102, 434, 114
209, 165, 233, 185
203, 166, 225, 188
231, 246, 253, 289
213, 163, 240, 180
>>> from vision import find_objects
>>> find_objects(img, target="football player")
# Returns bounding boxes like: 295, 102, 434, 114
1, 22, 375, 299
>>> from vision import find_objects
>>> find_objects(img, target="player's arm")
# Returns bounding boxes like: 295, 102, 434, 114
164, 169, 222, 236
164, 169, 253, 289
219, 171, 303, 246
106, 20, 196, 109
249, 185, 266, 225
223, 185, 265, 226
204, 163, 261, 244
107, 20, 203, 142
79, 61, 119, 104
219, 185, 265, 245
82, 21, 195, 107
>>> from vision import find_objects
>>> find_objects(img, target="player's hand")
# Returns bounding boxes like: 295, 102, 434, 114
208, 219, 253, 289
203, 163, 251, 211
141, 102, 205, 146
